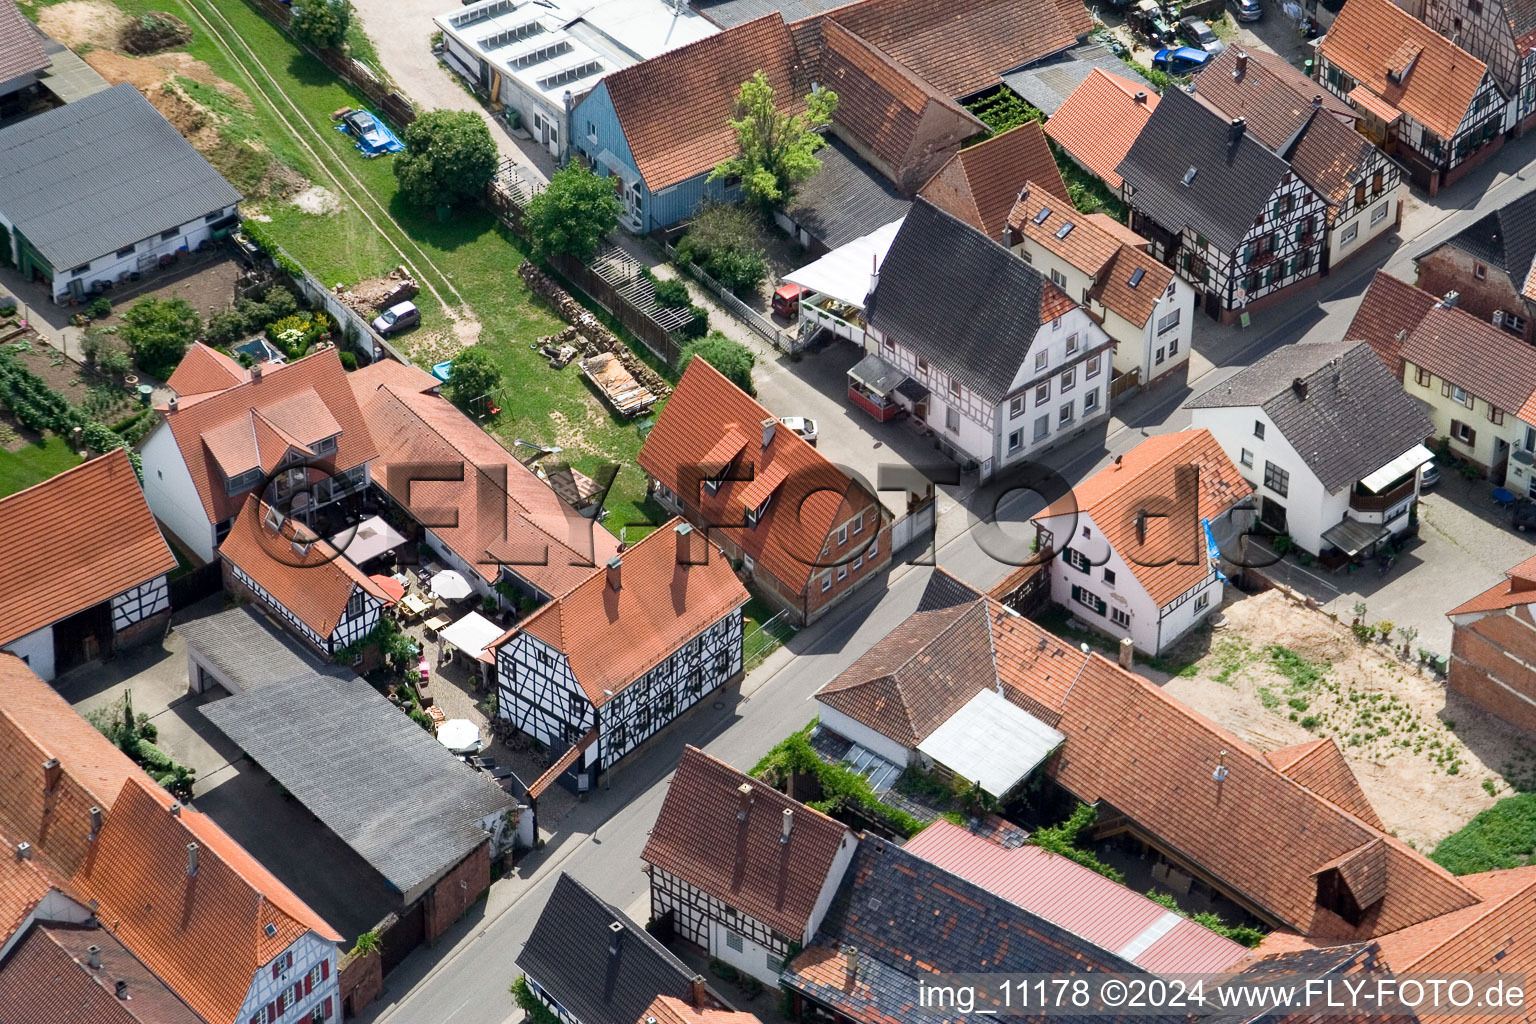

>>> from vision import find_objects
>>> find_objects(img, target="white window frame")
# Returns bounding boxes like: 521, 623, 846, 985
1010, 395, 1025, 418
1035, 382, 1051, 406
1061, 367, 1076, 393
1083, 389, 1099, 413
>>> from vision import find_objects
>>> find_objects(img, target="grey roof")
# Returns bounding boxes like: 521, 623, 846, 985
865, 197, 1046, 405
1186, 340, 1434, 492
917, 569, 983, 611
1000, 44, 1152, 116
518, 873, 698, 1024
1424, 188, 1536, 293
200, 670, 513, 898
1115, 85, 1291, 254
36, 34, 111, 106
0, 0, 48, 86
691, 0, 860, 28
177, 606, 349, 689
0, 83, 241, 269
783, 134, 912, 251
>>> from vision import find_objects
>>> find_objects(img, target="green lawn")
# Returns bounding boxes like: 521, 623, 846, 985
0, 435, 83, 497
1431, 793, 1536, 875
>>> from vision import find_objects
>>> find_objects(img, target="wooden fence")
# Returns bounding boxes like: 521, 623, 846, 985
658, 239, 797, 353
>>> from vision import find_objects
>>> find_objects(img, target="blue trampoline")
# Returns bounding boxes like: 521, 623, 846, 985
335, 108, 404, 157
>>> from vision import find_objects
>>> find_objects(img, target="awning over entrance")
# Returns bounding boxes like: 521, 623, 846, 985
848, 352, 905, 397
896, 377, 930, 403
1348, 86, 1403, 125
1360, 443, 1434, 494
1321, 518, 1392, 557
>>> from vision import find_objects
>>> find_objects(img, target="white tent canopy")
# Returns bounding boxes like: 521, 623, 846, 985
439, 610, 503, 665
917, 688, 1065, 798
437, 718, 482, 754
783, 217, 905, 311
330, 515, 409, 565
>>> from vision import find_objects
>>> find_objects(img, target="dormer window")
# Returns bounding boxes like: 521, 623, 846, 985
313, 434, 338, 456
226, 468, 263, 495
744, 493, 773, 528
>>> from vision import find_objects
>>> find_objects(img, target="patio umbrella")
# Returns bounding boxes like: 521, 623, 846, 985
437, 719, 482, 755
430, 569, 473, 600
369, 574, 406, 604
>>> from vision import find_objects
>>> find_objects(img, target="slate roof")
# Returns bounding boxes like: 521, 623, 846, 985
816, 601, 999, 748
1037, 429, 1252, 606
782, 838, 1153, 1024
641, 746, 854, 938
1401, 303, 1536, 420
1421, 188, 1536, 296
496, 519, 749, 707
0, 0, 48, 86
917, 121, 1066, 240
519, 874, 700, 1024
1447, 552, 1536, 615
0, 448, 177, 648
1044, 68, 1157, 191
1318, 0, 1488, 141
782, 134, 910, 250
917, 565, 983, 611
0, 83, 239, 270
1345, 271, 1441, 373
201, 670, 511, 898
1000, 43, 1153, 116
1117, 85, 1293, 254
177, 605, 343, 691
1186, 340, 1434, 492
865, 198, 1057, 405
0, 923, 205, 1024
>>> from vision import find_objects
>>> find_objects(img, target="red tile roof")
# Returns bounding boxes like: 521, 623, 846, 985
351, 369, 621, 596
1087, 213, 1149, 248
638, 995, 764, 1024
0, 923, 206, 1024
159, 348, 377, 527
903, 818, 1248, 972
918, 122, 1066, 239
1372, 865, 1536, 991
643, 746, 854, 938
1037, 430, 1252, 607
1345, 271, 1441, 373
1045, 69, 1157, 190
497, 518, 749, 707
1265, 738, 1385, 829
0, 654, 338, 1023
0, 833, 55, 944
604, 15, 802, 192
0, 448, 176, 647
1448, 552, 1536, 615
1402, 303, 1536, 419
638, 358, 878, 598
998, 642, 1481, 939
1319, 0, 1489, 141
165, 342, 249, 397
218, 495, 394, 637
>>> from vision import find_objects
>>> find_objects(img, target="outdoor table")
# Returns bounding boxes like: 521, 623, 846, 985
424, 613, 452, 636
399, 593, 430, 620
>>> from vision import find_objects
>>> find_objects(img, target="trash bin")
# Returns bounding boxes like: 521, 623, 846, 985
137, 384, 154, 406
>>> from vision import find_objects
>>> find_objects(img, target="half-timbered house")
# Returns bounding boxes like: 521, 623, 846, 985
1317, 0, 1508, 194
642, 747, 857, 985
0, 449, 177, 680
1116, 86, 1328, 322
218, 494, 394, 660
638, 359, 891, 625
1401, 0, 1536, 133
492, 519, 749, 782
1414, 189, 1536, 343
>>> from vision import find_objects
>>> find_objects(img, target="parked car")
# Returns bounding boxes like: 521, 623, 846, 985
372, 300, 420, 336
772, 283, 808, 318
1152, 46, 1212, 74
1229, 0, 1262, 21
1419, 462, 1440, 489
1178, 16, 1226, 54
1514, 499, 1536, 532
780, 416, 818, 446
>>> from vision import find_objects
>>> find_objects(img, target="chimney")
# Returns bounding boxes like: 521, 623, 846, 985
1113, 454, 1124, 469
87, 945, 101, 970
186, 842, 199, 877
761, 417, 777, 448
1134, 90, 1148, 104
1311, 94, 1323, 109
605, 555, 622, 591
169, 802, 181, 818
607, 920, 625, 959
736, 782, 754, 821
251, 363, 262, 382
1233, 50, 1248, 80
781, 807, 794, 844
1442, 290, 1459, 308
16, 842, 31, 860
89, 806, 102, 841
1212, 750, 1230, 782
1228, 116, 1247, 146
168, 394, 178, 413
691, 975, 708, 1008
844, 945, 859, 986
43, 758, 61, 793
1292, 376, 1309, 400
869, 252, 880, 296
115, 980, 129, 1001
675, 521, 694, 563
1118, 637, 1134, 668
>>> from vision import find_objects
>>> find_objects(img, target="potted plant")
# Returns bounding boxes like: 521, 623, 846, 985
1351, 601, 1367, 627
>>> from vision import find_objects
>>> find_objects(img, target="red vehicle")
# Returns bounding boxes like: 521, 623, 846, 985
772, 282, 808, 318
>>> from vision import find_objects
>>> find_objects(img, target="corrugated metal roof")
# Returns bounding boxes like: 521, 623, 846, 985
176, 606, 342, 690
1000, 43, 1153, 115
914, 688, 1062, 796
903, 818, 1249, 972
200, 669, 513, 897
0, 83, 241, 269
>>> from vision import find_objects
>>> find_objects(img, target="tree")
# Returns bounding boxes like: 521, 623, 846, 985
675, 202, 768, 294
290, 0, 351, 49
709, 72, 837, 210
678, 333, 755, 396
445, 346, 500, 412
120, 297, 201, 379
525, 164, 622, 262
393, 110, 499, 209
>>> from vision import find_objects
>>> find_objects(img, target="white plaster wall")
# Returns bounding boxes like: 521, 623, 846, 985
140, 421, 216, 562
3, 625, 54, 682
815, 702, 914, 766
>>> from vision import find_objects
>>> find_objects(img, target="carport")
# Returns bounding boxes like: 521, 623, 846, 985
177, 605, 344, 694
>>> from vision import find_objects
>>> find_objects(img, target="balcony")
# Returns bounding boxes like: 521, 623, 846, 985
1349, 475, 1415, 513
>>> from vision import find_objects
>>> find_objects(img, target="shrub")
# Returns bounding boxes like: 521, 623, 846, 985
445, 345, 500, 412
351, 931, 382, 957
262, 285, 299, 321
677, 203, 769, 295
511, 977, 560, 1024
678, 333, 755, 395
291, 0, 351, 49
524, 163, 622, 261
395, 109, 499, 210
651, 276, 691, 308
266, 312, 331, 359
754, 726, 924, 838
86, 296, 112, 319
679, 305, 709, 340
339, 350, 358, 370
1028, 804, 1123, 882
120, 297, 201, 379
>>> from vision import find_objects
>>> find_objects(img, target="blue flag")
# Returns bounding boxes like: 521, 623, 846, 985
1201, 518, 1230, 584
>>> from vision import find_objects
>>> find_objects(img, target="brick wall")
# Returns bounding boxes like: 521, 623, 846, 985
424, 841, 491, 943
1448, 610, 1536, 732
113, 608, 169, 651
1415, 246, 1535, 343
339, 949, 382, 1019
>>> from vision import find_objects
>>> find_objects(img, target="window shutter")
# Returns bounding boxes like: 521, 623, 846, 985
1071, 584, 1082, 604
267, 1003, 276, 1024
1095, 595, 1107, 616
287, 952, 294, 970
273, 962, 280, 980
306, 975, 314, 996
321, 959, 330, 981
325, 998, 334, 1017
1442, 381, 1452, 397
